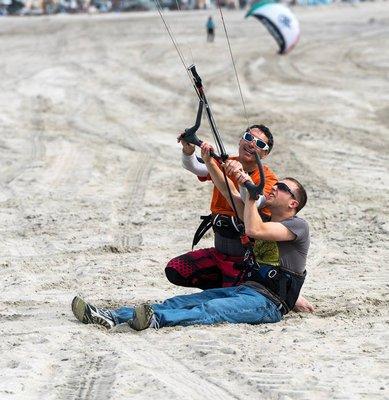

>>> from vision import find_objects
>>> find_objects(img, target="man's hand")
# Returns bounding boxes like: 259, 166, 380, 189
177, 134, 195, 156
225, 159, 251, 185
200, 142, 215, 163
225, 160, 244, 177
236, 171, 252, 186
293, 296, 315, 313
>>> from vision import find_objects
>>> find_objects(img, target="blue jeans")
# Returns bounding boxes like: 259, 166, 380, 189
111, 285, 282, 328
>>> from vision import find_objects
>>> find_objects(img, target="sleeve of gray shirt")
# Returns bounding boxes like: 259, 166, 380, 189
281, 217, 309, 242
279, 217, 310, 273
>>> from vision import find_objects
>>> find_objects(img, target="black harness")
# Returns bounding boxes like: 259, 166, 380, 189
192, 212, 270, 249
192, 214, 241, 249
239, 262, 306, 314
192, 215, 305, 314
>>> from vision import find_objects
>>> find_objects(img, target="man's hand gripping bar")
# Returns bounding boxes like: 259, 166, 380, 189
179, 100, 221, 162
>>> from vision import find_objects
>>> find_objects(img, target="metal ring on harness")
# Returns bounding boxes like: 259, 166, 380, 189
268, 269, 277, 278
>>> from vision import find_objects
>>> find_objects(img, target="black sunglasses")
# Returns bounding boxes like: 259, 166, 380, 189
275, 182, 297, 200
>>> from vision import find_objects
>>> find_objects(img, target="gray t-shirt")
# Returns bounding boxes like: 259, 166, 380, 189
251, 216, 310, 274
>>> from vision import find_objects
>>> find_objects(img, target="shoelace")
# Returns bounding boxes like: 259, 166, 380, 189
90, 306, 115, 328
149, 314, 160, 330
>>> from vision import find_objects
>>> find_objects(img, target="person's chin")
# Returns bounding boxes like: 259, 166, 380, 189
265, 196, 274, 206
240, 152, 254, 163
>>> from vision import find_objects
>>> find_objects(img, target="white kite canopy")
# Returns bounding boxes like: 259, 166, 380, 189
246, 0, 300, 54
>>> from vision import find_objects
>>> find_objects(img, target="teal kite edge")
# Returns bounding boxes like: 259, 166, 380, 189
245, 0, 278, 18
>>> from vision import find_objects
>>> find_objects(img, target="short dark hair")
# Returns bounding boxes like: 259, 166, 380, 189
247, 124, 274, 154
284, 177, 307, 213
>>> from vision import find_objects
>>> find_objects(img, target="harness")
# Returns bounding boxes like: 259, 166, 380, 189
210, 222, 305, 314
243, 263, 306, 314
192, 214, 240, 249
192, 212, 271, 249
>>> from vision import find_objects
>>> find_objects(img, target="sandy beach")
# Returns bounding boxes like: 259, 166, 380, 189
0, 2, 388, 399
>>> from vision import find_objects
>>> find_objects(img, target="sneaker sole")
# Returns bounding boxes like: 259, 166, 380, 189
72, 296, 114, 329
129, 304, 153, 331
72, 296, 90, 324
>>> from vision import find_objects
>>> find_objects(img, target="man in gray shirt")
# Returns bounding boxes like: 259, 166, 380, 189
71, 145, 310, 330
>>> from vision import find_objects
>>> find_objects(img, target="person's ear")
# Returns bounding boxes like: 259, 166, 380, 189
289, 199, 299, 210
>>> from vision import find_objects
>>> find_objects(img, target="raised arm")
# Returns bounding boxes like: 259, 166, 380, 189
178, 134, 209, 177
243, 197, 296, 242
182, 152, 209, 177
201, 143, 245, 220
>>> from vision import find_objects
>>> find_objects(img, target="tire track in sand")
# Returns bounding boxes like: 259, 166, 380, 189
0, 95, 50, 258
1, 96, 46, 186
124, 335, 241, 400
59, 350, 116, 400
58, 327, 241, 400
108, 153, 153, 252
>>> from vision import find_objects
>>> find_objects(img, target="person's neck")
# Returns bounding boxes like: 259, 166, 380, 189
242, 160, 258, 174
270, 209, 295, 222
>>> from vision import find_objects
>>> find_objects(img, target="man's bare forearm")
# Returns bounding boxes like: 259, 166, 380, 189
205, 158, 244, 219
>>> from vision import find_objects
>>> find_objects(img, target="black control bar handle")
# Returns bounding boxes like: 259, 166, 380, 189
243, 152, 265, 200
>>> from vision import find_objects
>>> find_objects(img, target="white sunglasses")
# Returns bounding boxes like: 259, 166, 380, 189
242, 132, 269, 151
